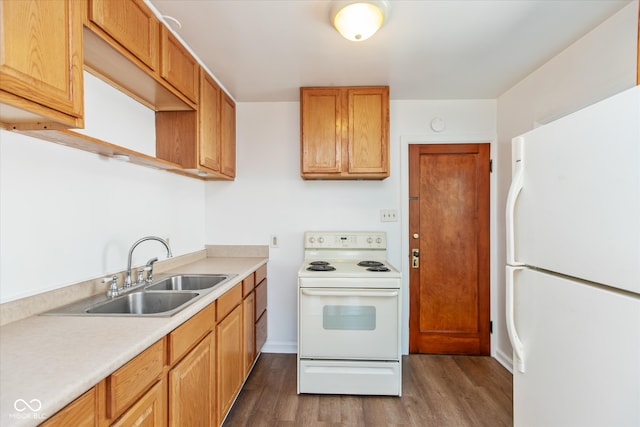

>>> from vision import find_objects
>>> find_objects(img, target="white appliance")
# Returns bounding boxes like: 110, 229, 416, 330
297, 231, 402, 396
506, 86, 640, 427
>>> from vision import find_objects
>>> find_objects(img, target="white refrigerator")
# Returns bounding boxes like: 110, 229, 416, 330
506, 86, 640, 427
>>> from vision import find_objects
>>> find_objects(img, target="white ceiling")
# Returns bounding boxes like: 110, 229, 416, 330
148, 0, 631, 102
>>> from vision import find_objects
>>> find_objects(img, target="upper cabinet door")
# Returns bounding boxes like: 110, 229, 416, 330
347, 87, 389, 174
220, 92, 236, 178
89, 0, 159, 72
300, 86, 389, 180
160, 26, 199, 103
199, 71, 222, 172
300, 88, 343, 175
0, 0, 83, 123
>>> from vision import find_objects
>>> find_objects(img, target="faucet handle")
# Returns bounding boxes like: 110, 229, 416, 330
136, 268, 145, 285
103, 276, 120, 298
145, 257, 158, 283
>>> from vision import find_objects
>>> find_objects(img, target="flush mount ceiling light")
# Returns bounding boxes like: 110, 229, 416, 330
330, 1, 389, 42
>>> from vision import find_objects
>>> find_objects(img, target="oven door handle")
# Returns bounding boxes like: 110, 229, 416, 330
301, 289, 398, 297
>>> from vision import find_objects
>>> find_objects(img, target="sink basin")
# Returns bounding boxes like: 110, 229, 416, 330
86, 291, 199, 315
42, 273, 237, 317
146, 274, 231, 291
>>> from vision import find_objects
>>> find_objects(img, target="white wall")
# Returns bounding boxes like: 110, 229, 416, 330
0, 73, 206, 303
205, 99, 497, 353
494, 1, 638, 369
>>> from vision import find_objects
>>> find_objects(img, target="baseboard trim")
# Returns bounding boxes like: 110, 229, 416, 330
494, 348, 514, 374
261, 340, 297, 354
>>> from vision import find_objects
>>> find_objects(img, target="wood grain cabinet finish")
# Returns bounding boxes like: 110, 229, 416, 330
111, 381, 164, 427
217, 303, 244, 425
0, 0, 84, 129
199, 71, 223, 172
169, 332, 215, 427
255, 275, 268, 354
106, 339, 165, 420
88, 0, 159, 72
243, 290, 256, 375
160, 26, 199, 103
220, 91, 237, 178
300, 86, 389, 180
40, 387, 96, 427
156, 69, 236, 180
199, 70, 236, 179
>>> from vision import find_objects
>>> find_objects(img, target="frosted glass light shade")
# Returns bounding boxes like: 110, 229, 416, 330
332, 2, 386, 42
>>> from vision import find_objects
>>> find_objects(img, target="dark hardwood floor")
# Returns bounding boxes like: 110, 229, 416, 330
223, 353, 512, 426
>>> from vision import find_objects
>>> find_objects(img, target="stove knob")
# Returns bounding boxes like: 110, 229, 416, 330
318, 237, 325, 244
376, 237, 382, 244
309, 237, 315, 244
367, 237, 373, 244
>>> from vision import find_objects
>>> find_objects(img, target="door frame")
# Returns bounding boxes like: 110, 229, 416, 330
399, 135, 499, 360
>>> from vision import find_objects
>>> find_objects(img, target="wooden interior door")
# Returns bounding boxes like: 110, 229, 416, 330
408, 143, 490, 355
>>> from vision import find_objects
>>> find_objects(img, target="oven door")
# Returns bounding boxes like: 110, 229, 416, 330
298, 287, 399, 360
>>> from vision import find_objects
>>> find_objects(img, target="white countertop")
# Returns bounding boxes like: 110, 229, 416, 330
0, 256, 267, 427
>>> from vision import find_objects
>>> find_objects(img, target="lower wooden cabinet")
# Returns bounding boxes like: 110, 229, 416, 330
242, 291, 256, 375
41, 264, 267, 427
111, 380, 164, 427
107, 339, 165, 420
169, 332, 215, 426
255, 273, 268, 353
216, 303, 243, 425
40, 387, 96, 427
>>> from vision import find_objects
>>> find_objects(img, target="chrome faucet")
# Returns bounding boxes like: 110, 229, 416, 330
124, 236, 172, 287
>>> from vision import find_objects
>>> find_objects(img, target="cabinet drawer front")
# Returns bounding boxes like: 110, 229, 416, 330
41, 386, 96, 427
108, 339, 165, 418
255, 264, 267, 285
168, 303, 215, 365
256, 311, 267, 354
216, 283, 242, 322
242, 273, 255, 297
89, 0, 159, 71
255, 279, 267, 318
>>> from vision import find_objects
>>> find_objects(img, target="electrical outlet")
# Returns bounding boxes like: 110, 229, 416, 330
380, 209, 398, 222
270, 235, 279, 248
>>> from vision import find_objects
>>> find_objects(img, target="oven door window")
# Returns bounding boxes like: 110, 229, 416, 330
299, 288, 399, 360
323, 305, 376, 330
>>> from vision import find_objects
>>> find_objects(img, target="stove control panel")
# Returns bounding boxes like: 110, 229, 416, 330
304, 231, 386, 249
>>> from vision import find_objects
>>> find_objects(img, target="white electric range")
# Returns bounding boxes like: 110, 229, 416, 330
297, 231, 402, 396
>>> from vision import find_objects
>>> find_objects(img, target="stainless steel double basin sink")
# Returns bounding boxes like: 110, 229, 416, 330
43, 274, 236, 317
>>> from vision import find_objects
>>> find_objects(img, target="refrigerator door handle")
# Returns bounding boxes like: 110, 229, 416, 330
506, 137, 525, 266
506, 265, 526, 373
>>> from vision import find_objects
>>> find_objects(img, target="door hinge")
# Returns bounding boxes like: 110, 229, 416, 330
490, 320, 493, 334
489, 159, 493, 173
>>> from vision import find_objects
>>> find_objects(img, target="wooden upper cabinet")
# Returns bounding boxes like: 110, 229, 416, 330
161, 26, 199, 103
156, 68, 236, 180
300, 86, 389, 180
0, 0, 84, 129
220, 91, 237, 178
300, 88, 343, 175
199, 71, 222, 172
88, 0, 159, 72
